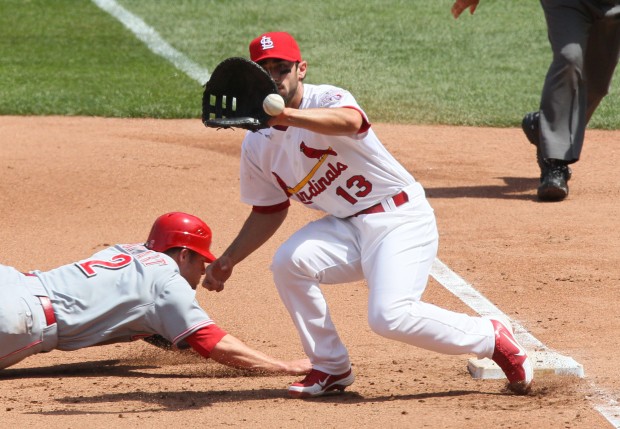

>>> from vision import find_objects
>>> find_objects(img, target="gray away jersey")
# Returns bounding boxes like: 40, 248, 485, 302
31, 244, 213, 351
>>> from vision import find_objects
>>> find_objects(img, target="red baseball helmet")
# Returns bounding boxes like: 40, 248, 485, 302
145, 212, 216, 262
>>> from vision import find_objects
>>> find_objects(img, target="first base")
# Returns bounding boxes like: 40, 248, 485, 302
467, 350, 585, 379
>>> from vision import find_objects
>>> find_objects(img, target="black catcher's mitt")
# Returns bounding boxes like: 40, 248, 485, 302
202, 57, 278, 131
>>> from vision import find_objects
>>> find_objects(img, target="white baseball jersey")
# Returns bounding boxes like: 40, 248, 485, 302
237, 82, 496, 375
240, 84, 419, 217
31, 243, 214, 350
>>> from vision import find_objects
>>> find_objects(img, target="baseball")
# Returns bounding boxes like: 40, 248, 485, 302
263, 93, 285, 116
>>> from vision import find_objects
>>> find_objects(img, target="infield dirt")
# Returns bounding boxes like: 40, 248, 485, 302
1, 116, 618, 428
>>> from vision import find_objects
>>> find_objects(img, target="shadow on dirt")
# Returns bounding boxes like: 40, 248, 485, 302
425, 177, 539, 200
26, 388, 499, 415
0, 358, 294, 381
0, 360, 180, 380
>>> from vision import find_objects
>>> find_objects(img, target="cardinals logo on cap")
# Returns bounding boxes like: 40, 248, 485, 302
260, 36, 275, 51
250, 32, 302, 63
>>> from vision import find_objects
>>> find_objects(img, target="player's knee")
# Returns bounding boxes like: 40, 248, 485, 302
558, 43, 584, 72
271, 243, 315, 283
368, 301, 425, 340
367, 308, 402, 339
271, 245, 291, 275
272, 243, 301, 271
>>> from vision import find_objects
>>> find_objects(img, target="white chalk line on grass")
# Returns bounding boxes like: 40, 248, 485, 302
91, 0, 210, 85
91, 2, 620, 427
431, 258, 620, 428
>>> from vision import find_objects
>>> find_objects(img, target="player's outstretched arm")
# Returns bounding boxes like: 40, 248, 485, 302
209, 334, 311, 375
203, 209, 288, 292
268, 107, 363, 136
186, 325, 310, 375
186, 326, 310, 375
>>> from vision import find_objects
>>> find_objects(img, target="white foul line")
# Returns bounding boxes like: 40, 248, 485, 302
432, 258, 620, 428
88, 3, 620, 427
431, 259, 543, 347
91, 0, 210, 85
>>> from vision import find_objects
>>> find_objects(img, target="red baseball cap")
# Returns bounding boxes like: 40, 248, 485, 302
249, 32, 302, 63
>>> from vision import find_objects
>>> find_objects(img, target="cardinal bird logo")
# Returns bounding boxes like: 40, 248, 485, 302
299, 142, 338, 159
272, 142, 340, 197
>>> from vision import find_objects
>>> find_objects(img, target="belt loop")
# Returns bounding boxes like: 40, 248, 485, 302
352, 190, 408, 217
384, 197, 397, 211
38, 296, 57, 326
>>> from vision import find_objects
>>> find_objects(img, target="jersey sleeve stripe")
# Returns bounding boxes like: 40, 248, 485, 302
342, 106, 371, 134
172, 320, 215, 344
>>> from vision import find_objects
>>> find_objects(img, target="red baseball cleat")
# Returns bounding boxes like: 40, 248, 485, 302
490, 319, 534, 394
288, 368, 355, 398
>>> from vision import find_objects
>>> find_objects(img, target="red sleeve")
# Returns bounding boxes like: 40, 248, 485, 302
185, 324, 228, 359
252, 199, 290, 214
343, 106, 371, 134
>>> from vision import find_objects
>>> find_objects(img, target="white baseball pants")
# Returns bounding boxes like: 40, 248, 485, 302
271, 187, 495, 374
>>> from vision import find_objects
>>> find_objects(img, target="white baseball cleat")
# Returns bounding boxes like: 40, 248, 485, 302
288, 367, 355, 398
490, 318, 534, 394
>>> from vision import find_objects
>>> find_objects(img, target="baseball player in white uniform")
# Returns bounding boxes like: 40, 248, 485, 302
0, 212, 310, 376
203, 32, 533, 397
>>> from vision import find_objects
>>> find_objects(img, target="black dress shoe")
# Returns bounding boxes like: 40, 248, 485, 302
538, 159, 571, 202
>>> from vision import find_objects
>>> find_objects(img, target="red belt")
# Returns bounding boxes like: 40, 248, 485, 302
353, 191, 409, 217
38, 296, 57, 326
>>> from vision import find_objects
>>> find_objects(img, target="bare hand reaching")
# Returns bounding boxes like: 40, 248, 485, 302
202, 255, 233, 292
282, 358, 312, 375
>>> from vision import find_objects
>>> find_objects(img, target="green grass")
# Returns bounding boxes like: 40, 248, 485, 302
0, 0, 199, 117
1, 0, 618, 127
